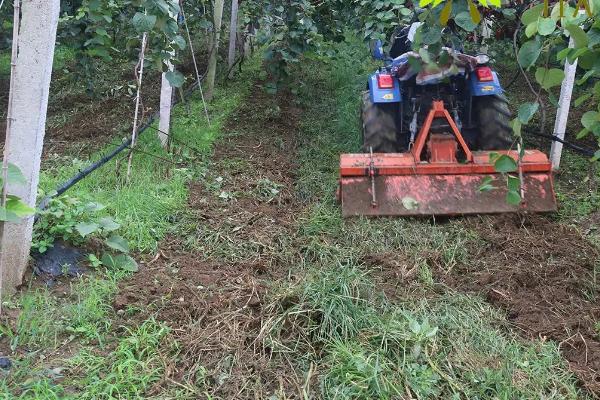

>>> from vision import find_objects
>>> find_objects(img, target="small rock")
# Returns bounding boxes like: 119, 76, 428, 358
0, 357, 12, 370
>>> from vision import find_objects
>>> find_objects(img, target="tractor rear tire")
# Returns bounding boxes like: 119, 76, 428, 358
473, 95, 513, 150
361, 91, 398, 153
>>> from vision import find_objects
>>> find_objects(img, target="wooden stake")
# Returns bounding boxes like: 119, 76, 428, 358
126, 32, 148, 183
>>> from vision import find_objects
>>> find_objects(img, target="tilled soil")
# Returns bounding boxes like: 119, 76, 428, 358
1, 56, 204, 158
114, 83, 305, 398
436, 215, 600, 395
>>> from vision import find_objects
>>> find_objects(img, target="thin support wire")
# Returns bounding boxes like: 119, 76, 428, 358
180, 2, 211, 126
126, 32, 148, 183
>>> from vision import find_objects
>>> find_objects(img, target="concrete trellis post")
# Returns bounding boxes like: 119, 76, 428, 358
206, 0, 225, 101
0, 0, 61, 293
158, 67, 174, 148
550, 37, 578, 171
550, 10, 586, 171
158, 13, 177, 149
228, 0, 239, 73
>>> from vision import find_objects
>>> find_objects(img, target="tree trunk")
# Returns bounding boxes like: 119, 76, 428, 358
206, 0, 225, 101
0, 0, 61, 294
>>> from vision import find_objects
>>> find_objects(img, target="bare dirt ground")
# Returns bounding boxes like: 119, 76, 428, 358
113, 84, 307, 398
437, 215, 600, 394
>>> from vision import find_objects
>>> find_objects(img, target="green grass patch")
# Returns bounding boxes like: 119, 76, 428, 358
67, 318, 172, 399
39, 55, 262, 252
267, 262, 583, 399
0, 46, 74, 76
278, 34, 586, 399
1, 53, 264, 399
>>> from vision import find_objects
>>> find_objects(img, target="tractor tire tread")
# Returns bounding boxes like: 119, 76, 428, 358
474, 95, 513, 150
361, 91, 398, 153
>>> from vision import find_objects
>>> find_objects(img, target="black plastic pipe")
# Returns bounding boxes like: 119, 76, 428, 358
36, 79, 202, 212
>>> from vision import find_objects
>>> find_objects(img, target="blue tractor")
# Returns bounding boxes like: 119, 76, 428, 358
362, 23, 513, 153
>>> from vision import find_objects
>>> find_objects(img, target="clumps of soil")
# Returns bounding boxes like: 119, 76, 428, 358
115, 82, 305, 398
438, 214, 600, 394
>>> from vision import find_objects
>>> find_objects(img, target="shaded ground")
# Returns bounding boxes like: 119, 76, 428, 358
1, 54, 205, 159
434, 215, 600, 394
113, 83, 306, 398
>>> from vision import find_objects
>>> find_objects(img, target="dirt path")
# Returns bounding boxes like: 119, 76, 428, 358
113, 83, 305, 398
438, 215, 600, 394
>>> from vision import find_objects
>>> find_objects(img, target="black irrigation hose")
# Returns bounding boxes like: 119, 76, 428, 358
36, 75, 205, 212
523, 127, 597, 158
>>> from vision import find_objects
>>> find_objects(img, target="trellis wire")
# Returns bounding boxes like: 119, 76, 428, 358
181, 1, 211, 126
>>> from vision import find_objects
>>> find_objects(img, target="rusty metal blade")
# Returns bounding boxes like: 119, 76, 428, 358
340, 173, 557, 217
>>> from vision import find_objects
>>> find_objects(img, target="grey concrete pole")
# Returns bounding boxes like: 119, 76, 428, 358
0, 0, 61, 293
159, 66, 174, 148
206, 0, 225, 101
227, 0, 239, 71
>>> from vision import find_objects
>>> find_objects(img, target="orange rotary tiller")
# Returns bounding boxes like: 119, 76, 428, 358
339, 101, 557, 217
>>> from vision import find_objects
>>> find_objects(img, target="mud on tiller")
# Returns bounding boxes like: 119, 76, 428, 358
338, 100, 556, 217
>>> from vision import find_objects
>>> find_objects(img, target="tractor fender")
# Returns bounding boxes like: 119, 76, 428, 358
469, 71, 503, 96
368, 73, 401, 104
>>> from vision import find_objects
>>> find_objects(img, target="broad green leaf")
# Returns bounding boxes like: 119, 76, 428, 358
106, 235, 129, 253
517, 102, 539, 124
534, 67, 565, 90
132, 12, 157, 33
494, 155, 518, 173
468, 0, 481, 24
517, 39, 542, 69
565, 24, 588, 48
7, 163, 27, 185
99, 217, 121, 232
506, 190, 522, 205
419, 0, 434, 6
454, 11, 478, 31
511, 118, 522, 137
85, 202, 106, 212
5, 196, 34, 218
537, 17, 556, 35
556, 47, 571, 61
101, 253, 139, 272
165, 70, 185, 88
0, 207, 19, 223
507, 175, 521, 192
76, 222, 99, 237
488, 0, 501, 7
173, 35, 186, 50
422, 27, 442, 45
525, 22, 538, 37
439, 0, 453, 26
581, 111, 599, 130
522, 3, 545, 25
